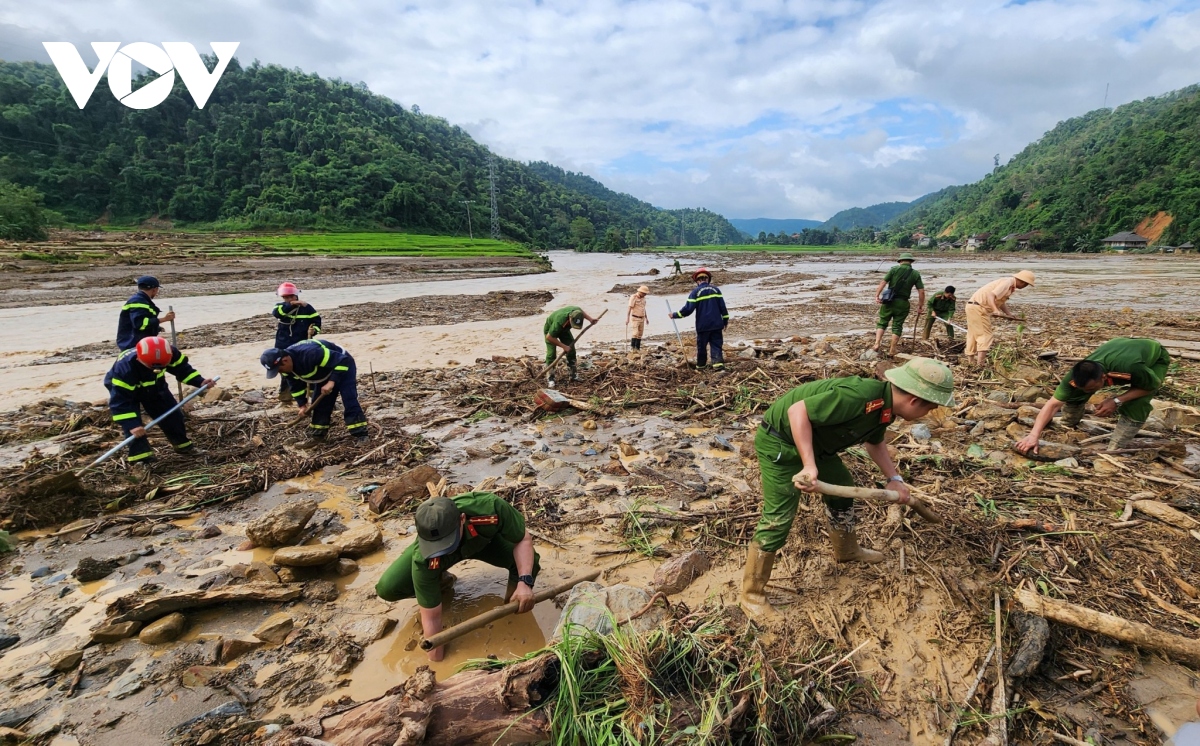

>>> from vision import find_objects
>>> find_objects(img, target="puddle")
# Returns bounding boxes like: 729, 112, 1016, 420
77, 578, 115, 596
0, 573, 34, 607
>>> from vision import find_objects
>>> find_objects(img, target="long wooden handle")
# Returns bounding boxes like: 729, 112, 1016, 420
168, 305, 183, 400
287, 388, 329, 426
798, 476, 941, 524
420, 569, 601, 651
535, 308, 608, 380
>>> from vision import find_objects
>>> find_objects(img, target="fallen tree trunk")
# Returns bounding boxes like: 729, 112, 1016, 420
1016, 586, 1200, 667
105, 584, 302, 624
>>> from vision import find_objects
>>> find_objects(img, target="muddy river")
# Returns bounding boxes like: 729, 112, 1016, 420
2, 251, 1197, 410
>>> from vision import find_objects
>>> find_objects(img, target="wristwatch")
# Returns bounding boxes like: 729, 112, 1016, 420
1113, 397, 1123, 406
519, 574, 535, 589
888, 475, 905, 484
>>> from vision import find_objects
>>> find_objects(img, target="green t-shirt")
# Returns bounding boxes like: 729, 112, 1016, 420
544, 306, 582, 340
883, 264, 924, 300
762, 377, 894, 458
410, 492, 528, 608
1053, 338, 1169, 404
927, 293, 956, 317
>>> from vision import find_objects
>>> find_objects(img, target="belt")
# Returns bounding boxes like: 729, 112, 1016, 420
759, 420, 792, 443
967, 301, 981, 305
631, 315, 645, 319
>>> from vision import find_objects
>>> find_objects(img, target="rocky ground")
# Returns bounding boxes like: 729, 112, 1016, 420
1, 298, 1200, 744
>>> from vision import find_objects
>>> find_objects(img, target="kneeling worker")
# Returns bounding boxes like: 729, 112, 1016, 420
106, 336, 215, 464
544, 305, 599, 387
1015, 337, 1170, 453
740, 358, 955, 621
376, 492, 540, 661
260, 339, 368, 439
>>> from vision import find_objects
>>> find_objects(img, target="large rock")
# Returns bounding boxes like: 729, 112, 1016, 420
245, 499, 318, 548
220, 638, 263, 663
335, 524, 383, 558
49, 649, 83, 672
273, 545, 339, 567
552, 582, 667, 641
343, 615, 397, 645
92, 621, 142, 644
253, 613, 294, 644
73, 557, 119, 583
138, 612, 187, 645
650, 550, 710, 595
369, 465, 441, 514
1013, 385, 1044, 403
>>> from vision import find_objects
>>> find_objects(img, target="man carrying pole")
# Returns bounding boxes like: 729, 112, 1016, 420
116, 275, 175, 352
669, 267, 728, 372
922, 286, 957, 341
376, 492, 540, 661
872, 252, 925, 357
739, 358, 955, 621
543, 306, 599, 388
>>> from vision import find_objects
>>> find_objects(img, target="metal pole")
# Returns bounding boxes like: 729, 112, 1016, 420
168, 305, 182, 401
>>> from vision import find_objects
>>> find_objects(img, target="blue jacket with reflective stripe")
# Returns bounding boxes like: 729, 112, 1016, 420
104, 345, 204, 422
671, 282, 729, 332
281, 340, 353, 387
273, 302, 322, 348
116, 291, 161, 351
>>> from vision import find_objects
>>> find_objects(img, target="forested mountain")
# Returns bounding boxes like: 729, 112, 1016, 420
888, 85, 1200, 249
728, 217, 821, 238
820, 200, 917, 231
0, 58, 737, 250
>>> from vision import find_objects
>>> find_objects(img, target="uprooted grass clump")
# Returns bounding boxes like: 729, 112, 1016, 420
473, 604, 862, 745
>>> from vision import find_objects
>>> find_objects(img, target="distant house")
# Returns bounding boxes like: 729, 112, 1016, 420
1100, 231, 1148, 250
1179, 242, 1195, 254
1000, 231, 1039, 250
917, 236, 934, 248
965, 233, 991, 251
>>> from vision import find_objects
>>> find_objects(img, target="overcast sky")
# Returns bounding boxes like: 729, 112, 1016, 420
4, 1, 1200, 220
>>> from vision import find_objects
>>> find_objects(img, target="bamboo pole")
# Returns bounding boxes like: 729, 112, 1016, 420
795, 475, 941, 524
1016, 585, 1200, 667
421, 569, 601, 651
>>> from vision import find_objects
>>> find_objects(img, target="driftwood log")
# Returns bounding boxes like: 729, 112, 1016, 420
104, 584, 302, 624
1016, 586, 1200, 667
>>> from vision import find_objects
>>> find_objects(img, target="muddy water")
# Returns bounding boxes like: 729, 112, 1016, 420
3, 251, 1198, 409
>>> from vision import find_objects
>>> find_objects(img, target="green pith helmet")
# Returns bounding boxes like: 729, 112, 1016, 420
884, 357, 955, 407
569, 310, 585, 328
898, 252, 915, 262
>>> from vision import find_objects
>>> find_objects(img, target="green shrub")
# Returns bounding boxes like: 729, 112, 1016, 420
0, 181, 50, 241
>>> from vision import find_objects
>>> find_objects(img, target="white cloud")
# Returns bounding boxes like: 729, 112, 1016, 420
3, 0, 1199, 220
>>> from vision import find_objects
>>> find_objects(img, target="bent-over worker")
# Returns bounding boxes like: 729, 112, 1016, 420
543, 306, 599, 388
105, 336, 214, 465
965, 270, 1034, 366
260, 339, 368, 440
670, 267, 728, 371
627, 285, 650, 351
1015, 338, 1170, 453
116, 275, 176, 352
873, 252, 925, 357
376, 492, 541, 661
923, 286, 957, 341
272, 282, 322, 403
739, 358, 956, 621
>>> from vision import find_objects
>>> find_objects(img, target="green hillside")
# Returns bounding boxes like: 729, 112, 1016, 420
0, 59, 738, 250
820, 201, 915, 230
890, 85, 1200, 249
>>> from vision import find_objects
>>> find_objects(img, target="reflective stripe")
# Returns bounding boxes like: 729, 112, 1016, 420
334, 365, 349, 372
300, 341, 332, 379
292, 390, 306, 398
140, 317, 150, 329
173, 441, 192, 450
346, 421, 367, 430
309, 424, 331, 430
292, 312, 319, 319
112, 412, 139, 421
110, 378, 136, 391
181, 371, 201, 385
127, 451, 152, 462
168, 354, 188, 367
122, 303, 155, 311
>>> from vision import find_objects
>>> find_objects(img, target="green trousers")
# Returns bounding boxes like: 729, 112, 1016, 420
876, 299, 910, 336
545, 329, 576, 367
752, 427, 855, 552
375, 539, 541, 604
923, 313, 954, 340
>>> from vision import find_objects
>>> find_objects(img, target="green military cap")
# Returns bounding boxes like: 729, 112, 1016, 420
898, 252, 915, 262
415, 496, 462, 559
884, 357, 955, 407
569, 310, 584, 328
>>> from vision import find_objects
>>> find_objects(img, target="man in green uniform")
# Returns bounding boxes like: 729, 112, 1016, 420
1014, 338, 1170, 453
673, 259, 682, 275
739, 358, 956, 621
923, 285, 957, 341
375, 492, 540, 661
872, 252, 925, 357
543, 306, 599, 387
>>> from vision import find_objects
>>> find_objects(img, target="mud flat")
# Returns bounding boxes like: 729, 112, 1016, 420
2, 287, 1200, 743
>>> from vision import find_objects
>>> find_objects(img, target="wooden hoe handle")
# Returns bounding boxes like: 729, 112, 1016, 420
795, 475, 942, 524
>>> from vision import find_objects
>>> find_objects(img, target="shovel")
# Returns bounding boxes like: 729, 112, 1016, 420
794, 474, 941, 523
532, 308, 607, 382
19, 377, 220, 497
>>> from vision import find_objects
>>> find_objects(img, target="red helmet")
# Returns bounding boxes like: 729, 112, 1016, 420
277, 282, 299, 297
135, 336, 172, 367
692, 267, 712, 281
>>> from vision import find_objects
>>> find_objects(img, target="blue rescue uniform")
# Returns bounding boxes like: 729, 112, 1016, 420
272, 301, 322, 396
671, 281, 729, 369
105, 345, 205, 462
116, 291, 162, 351
279, 339, 367, 438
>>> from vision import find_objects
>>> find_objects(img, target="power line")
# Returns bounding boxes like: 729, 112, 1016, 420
487, 155, 500, 240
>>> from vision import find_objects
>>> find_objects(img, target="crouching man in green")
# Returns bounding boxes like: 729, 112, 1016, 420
739, 358, 956, 621
1015, 338, 1170, 454
376, 492, 541, 661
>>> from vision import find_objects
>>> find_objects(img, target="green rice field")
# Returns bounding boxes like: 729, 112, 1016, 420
225, 232, 535, 258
